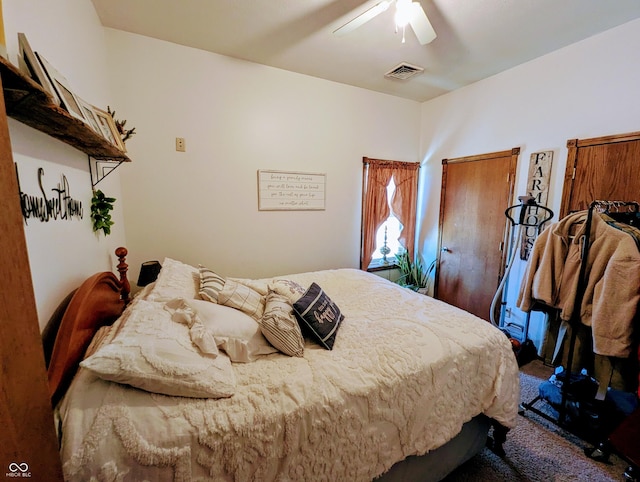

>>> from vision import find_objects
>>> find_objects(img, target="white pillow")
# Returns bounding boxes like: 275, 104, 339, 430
145, 257, 200, 302
168, 299, 278, 363
268, 279, 307, 304
228, 277, 307, 302
80, 299, 236, 399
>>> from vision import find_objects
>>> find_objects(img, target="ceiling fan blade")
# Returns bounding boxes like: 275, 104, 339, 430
409, 2, 437, 45
333, 1, 392, 36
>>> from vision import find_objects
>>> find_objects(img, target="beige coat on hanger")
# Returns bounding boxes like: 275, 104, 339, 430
518, 211, 640, 358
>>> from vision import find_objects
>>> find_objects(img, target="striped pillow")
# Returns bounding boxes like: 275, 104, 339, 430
199, 265, 225, 303
260, 291, 305, 357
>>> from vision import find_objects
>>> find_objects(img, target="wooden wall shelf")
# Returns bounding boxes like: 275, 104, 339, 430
0, 55, 131, 162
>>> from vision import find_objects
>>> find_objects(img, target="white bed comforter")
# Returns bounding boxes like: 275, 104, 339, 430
59, 269, 519, 482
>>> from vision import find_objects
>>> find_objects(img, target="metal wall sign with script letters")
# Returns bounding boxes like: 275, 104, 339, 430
520, 151, 553, 260
15, 163, 84, 224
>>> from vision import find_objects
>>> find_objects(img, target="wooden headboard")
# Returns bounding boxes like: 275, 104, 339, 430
47, 247, 130, 406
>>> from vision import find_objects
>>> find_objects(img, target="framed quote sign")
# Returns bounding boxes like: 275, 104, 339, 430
257, 170, 325, 211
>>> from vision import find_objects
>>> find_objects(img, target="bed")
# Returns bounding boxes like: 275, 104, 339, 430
48, 248, 520, 481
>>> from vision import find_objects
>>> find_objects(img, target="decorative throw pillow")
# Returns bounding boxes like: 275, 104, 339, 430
227, 278, 307, 302
80, 299, 236, 399
167, 298, 278, 362
268, 279, 307, 304
199, 265, 226, 303
292, 282, 344, 350
218, 279, 265, 320
228, 277, 270, 296
146, 257, 200, 302
260, 291, 305, 357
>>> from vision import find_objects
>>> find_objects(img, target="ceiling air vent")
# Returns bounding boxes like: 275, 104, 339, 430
385, 62, 424, 80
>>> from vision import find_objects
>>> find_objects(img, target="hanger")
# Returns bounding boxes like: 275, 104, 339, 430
594, 200, 640, 226
504, 195, 554, 230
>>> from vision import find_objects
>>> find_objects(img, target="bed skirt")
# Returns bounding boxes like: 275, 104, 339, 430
376, 414, 491, 481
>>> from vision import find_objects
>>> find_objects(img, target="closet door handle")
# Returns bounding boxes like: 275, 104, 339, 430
441, 247, 451, 253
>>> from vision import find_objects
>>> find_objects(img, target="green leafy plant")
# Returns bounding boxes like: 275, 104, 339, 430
395, 250, 429, 292
90, 189, 116, 236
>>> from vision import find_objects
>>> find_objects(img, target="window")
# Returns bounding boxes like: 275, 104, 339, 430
372, 179, 403, 263
360, 157, 420, 270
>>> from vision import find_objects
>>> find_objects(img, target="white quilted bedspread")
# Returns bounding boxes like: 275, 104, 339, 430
59, 269, 519, 482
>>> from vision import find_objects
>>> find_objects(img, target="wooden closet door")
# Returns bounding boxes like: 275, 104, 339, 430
0, 78, 63, 479
560, 131, 640, 217
436, 148, 519, 322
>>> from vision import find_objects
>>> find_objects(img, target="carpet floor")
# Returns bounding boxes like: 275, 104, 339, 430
442, 359, 632, 482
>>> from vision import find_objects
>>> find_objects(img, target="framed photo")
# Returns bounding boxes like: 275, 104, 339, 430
35, 52, 86, 124
93, 106, 126, 151
17, 33, 60, 105
77, 97, 103, 136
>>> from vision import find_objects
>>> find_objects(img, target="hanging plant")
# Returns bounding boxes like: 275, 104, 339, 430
90, 189, 116, 236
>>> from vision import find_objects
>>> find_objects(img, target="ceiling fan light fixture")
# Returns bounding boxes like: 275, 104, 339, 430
334, 0, 436, 45
394, 0, 412, 29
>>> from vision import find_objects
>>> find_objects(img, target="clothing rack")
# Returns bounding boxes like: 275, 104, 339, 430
520, 199, 640, 430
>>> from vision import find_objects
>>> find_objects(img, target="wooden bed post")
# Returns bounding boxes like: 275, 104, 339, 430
115, 247, 130, 305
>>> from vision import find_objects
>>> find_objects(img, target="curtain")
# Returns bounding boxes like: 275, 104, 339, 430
360, 158, 419, 269
390, 162, 420, 260
360, 160, 394, 269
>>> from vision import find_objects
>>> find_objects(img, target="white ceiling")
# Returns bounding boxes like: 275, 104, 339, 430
90, 0, 640, 103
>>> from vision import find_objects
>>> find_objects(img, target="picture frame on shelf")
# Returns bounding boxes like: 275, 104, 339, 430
93, 106, 126, 152
77, 97, 103, 137
35, 52, 87, 124
17, 33, 60, 106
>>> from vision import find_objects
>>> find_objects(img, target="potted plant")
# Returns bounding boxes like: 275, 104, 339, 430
396, 250, 429, 293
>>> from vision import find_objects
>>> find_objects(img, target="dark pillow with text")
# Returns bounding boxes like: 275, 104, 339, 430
292, 282, 344, 350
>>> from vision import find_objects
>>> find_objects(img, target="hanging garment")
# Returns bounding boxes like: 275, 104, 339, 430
517, 211, 586, 320
518, 211, 640, 358
601, 213, 640, 250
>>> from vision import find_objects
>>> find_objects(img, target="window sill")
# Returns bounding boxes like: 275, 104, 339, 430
367, 259, 398, 272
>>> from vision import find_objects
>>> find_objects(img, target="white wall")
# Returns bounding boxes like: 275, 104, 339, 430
417, 18, 640, 348
6, 0, 638, 338
3, 0, 127, 329
104, 29, 421, 281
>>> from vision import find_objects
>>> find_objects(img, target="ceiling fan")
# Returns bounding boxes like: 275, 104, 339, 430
334, 0, 437, 45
